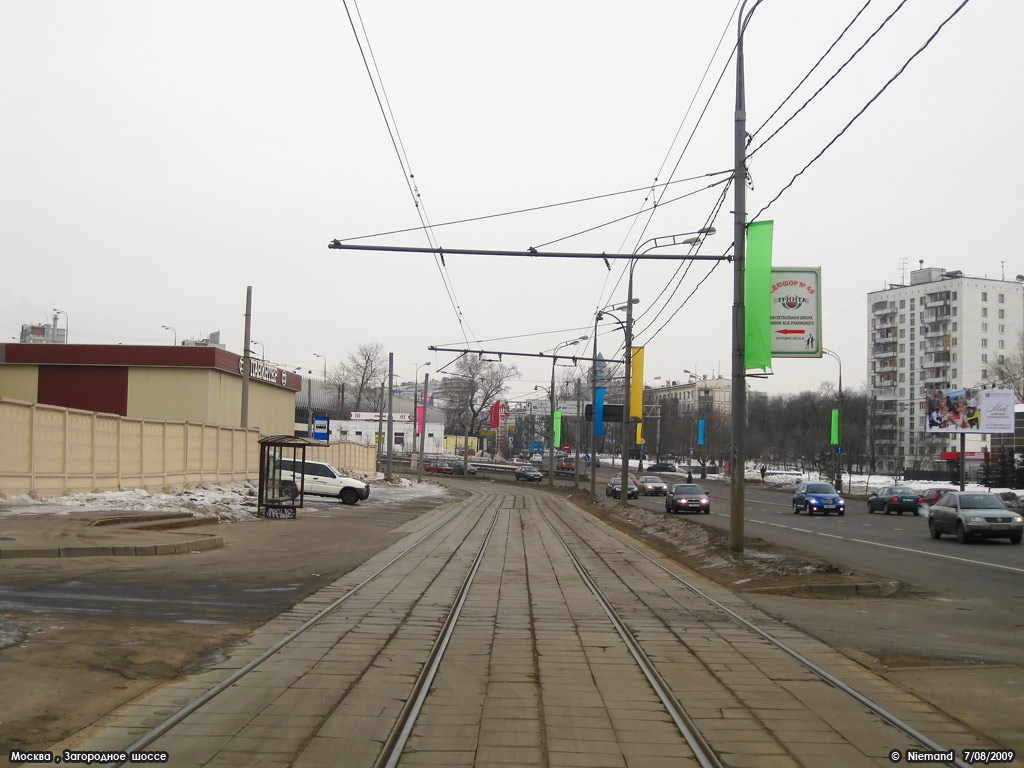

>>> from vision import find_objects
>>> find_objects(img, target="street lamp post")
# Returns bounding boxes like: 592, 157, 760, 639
824, 348, 843, 491
620, 230, 714, 506
313, 352, 327, 379
549, 338, 585, 487
161, 325, 176, 346
731, 0, 765, 553
251, 340, 265, 360
53, 309, 68, 343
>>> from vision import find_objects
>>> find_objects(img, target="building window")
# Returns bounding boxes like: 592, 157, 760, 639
998, 355, 1005, 364
899, 314, 905, 324
982, 323, 988, 332
951, 369, 957, 378
982, 307, 988, 317
981, 338, 988, 347
999, 339, 1005, 349
982, 353, 988, 363
355, 430, 363, 436
952, 322, 957, 331
999, 324, 1005, 334
952, 292, 957, 300
899, 328, 906, 338
998, 293, 1004, 303
900, 299, 906, 308
982, 369, 988, 379
899, 358, 906, 368
999, 309, 1005, 319
982, 292, 988, 301
899, 343, 905, 353
899, 373, 906, 382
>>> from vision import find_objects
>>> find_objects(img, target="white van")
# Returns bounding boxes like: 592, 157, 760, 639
277, 458, 370, 505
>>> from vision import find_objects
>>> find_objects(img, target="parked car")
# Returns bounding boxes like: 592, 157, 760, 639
928, 491, 1022, 544
515, 465, 543, 482
638, 476, 668, 496
647, 462, 677, 473
277, 458, 370, 505
866, 485, 922, 515
792, 482, 845, 515
606, 477, 639, 499
449, 458, 477, 475
665, 484, 710, 514
424, 460, 454, 475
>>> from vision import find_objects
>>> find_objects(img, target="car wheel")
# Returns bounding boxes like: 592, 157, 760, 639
1010, 531, 1022, 544
896, 509, 903, 516
928, 518, 941, 539
703, 508, 710, 515
281, 481, 298, 500
956, 521, 970, 543
884, 503, 892, 515
340, 487, 359, 505
793, 502, 799, 514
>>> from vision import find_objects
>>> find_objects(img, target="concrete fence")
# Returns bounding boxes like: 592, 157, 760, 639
0, 398, 376, 498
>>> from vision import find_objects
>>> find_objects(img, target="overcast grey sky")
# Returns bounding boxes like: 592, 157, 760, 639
3, 1, 1021, 406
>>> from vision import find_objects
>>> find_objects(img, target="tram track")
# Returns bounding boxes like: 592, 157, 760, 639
57, 484, 984, 768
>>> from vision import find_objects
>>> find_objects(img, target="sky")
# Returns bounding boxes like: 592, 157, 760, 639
4, 0, 1021, 409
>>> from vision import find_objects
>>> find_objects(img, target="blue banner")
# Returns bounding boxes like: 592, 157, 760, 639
594, 387, 607, 436
698, 419, 705, 446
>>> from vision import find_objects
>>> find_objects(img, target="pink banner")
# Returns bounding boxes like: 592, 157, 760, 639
416, 405, 424, 436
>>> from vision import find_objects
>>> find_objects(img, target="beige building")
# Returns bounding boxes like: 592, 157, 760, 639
0, 344, 300, 435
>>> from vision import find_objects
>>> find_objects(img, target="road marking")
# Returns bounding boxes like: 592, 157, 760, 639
845, 538, 1024, 574
817, 533, 844, 539
792, 527, 812, 533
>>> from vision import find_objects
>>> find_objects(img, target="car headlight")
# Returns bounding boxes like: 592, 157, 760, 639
1014, 515, 1023, 523
808, 497, 820, 505
701, 497, 709, 505
965, 515, 987, 524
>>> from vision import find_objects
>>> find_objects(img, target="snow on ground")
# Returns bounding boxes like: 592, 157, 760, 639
0, 477, 453, 522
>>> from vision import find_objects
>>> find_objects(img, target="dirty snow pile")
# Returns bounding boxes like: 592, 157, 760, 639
0, 477, 452, 522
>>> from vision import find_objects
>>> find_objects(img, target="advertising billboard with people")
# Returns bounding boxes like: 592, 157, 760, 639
925, 388, 1015, 434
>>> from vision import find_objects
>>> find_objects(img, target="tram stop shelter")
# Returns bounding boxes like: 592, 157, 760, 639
257, 435, 312, 519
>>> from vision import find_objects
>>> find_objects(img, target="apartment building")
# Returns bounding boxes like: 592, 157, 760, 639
867, 267, 1024, 472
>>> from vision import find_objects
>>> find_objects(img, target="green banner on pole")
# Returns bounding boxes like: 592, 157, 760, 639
745, 220, 774, 371
830, 408, 839, 445
553, 410, 561, 448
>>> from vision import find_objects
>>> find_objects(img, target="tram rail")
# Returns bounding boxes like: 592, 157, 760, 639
55, 483, 984, 768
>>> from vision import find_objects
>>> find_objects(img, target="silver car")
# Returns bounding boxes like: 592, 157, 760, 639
638, 475, 668, 496
928, 491, 1023, 544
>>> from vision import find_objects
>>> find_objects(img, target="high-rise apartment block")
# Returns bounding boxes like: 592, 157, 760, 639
867, 267, 1024, 472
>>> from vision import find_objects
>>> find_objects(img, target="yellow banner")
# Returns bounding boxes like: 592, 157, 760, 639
630, 346, 644, 419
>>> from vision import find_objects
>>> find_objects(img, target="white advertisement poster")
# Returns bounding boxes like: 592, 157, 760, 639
925, 388, 1015, 434
770, 267, 821, 358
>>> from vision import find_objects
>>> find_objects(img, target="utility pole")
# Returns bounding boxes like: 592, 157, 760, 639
387, 352, 394, 481
417, 372, 429, 483
240, 286, 252, 428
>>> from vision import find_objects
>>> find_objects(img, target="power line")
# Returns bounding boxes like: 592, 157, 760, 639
751, 0, 972, 223
748, 0, 909, 161
748, 0, 875, 146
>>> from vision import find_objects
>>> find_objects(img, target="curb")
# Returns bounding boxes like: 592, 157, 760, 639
0, 534, 223, 560
741, 579, 900, 598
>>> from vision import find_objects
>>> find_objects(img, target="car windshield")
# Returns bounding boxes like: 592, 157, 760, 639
890, 486, 916, 494
673, 485, 704, 494
806, 483, 836, 494
640, 476, 661, 483
958, 494, 1006, 510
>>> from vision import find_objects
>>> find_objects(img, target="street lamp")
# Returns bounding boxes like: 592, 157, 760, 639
619, 229, 715, 505
412, 361, 431, 482
549, 337, 586, 486
251, 340, 265, 360
53, 309, 68, 343
824, 348, 843, 491
161, 325, 176, 346
731, 0, 766, 553
312, 352, 327, 379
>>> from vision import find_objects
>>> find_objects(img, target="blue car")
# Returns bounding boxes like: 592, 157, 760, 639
793, 482, 845, 516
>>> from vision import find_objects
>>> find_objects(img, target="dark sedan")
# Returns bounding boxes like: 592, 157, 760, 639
665, 484, 710, 514
515, 465, 543, 482
647, 462, 677, 473
606, 477, 638, 499
867, 486, 922, 515
928, 491, 1023, 544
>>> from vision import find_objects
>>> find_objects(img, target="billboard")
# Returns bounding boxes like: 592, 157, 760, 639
925, 388, 1015, 434
769, 268, 821, 358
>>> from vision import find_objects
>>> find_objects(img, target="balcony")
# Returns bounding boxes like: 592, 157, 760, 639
872, 300, 893, 313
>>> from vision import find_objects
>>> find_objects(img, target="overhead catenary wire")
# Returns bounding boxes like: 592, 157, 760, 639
342, 0, 478, 346
750, 0, 973, 224
747, 0, 910, 161
747, 0, 876, 147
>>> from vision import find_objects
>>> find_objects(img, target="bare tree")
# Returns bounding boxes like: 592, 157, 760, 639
987, 332, 1024, 402
333, 343, 387, 413
443, 355, 521, 450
